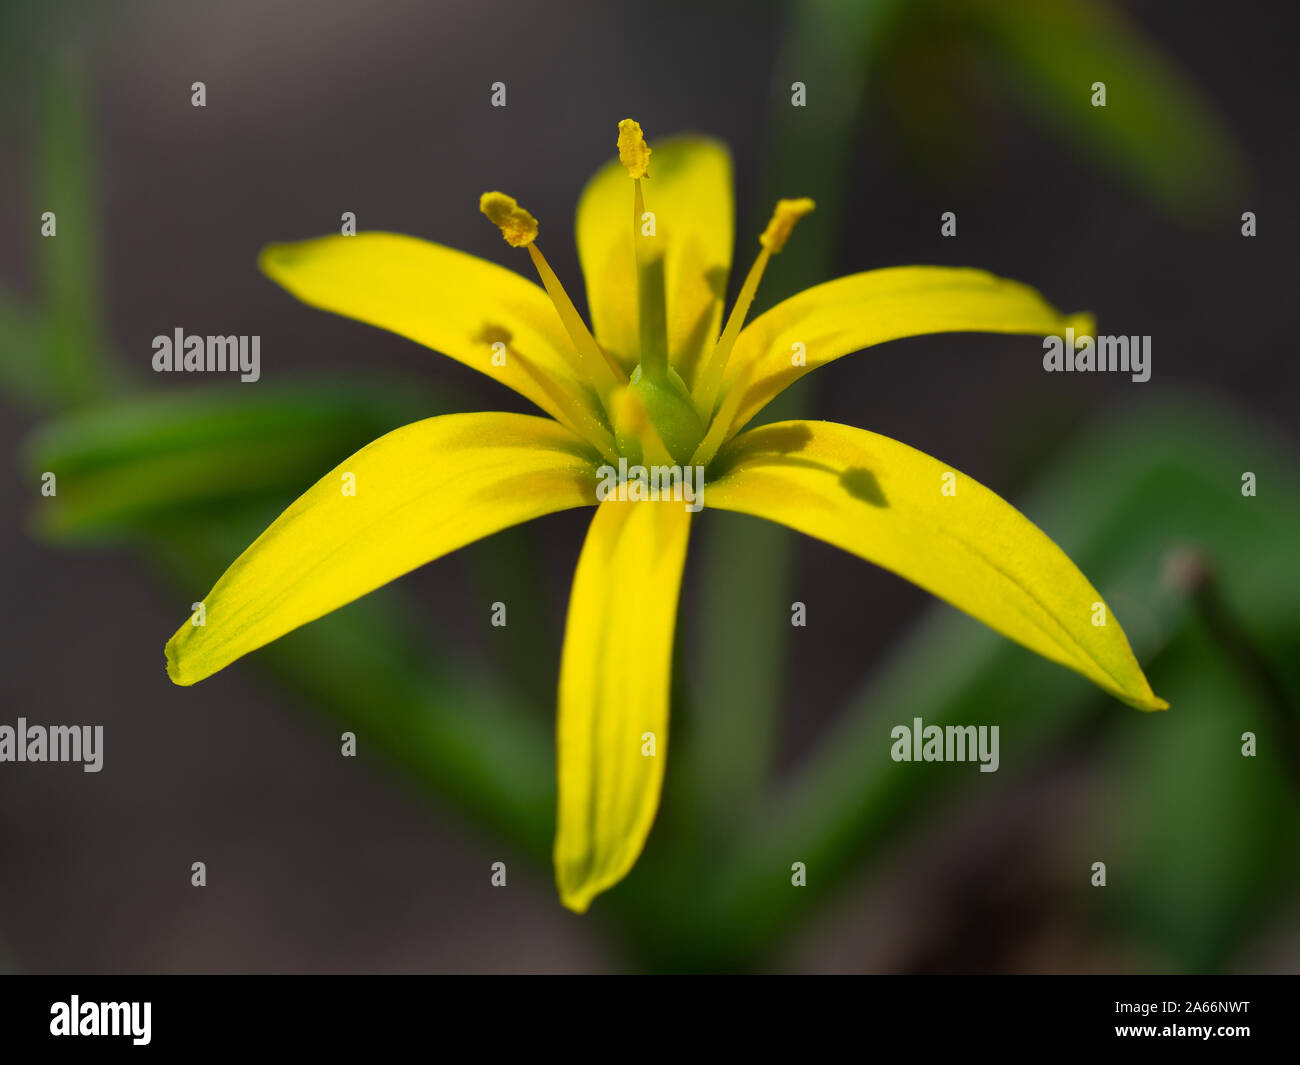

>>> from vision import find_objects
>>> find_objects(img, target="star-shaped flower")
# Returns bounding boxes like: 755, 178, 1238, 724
166, 120, 1165, 913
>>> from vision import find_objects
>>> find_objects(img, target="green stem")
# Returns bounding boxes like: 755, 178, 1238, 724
684, 0, 900, 841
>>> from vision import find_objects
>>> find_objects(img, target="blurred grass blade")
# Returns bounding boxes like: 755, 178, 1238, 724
969, 0, 1242, 214
23, 379, 439, 540
38, 47, 113, 402
0, 292, 52, 408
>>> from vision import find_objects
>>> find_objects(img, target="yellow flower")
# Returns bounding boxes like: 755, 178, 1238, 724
165, 120, 1166, 913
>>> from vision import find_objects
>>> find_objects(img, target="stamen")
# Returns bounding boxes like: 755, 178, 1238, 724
633, 178, 669, 380
619, 120, 668, 380
508, 343, 618, 462
526, 244, 627, 399
690, 356, 757, 469
692, 197, 815, 420
480, 191, 627, 401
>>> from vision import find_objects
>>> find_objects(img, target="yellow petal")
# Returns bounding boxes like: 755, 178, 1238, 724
166, 413, 599, 686
555, 499, 692, 912
707, 421, 1167, 711
722, 267, 1092, 436
575, 136, 733, 386
260, 233, 596, 426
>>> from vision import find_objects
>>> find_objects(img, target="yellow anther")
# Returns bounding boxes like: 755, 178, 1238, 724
617, 119, 652, 179
479, 191, 538, 247
759, 197, 816, 253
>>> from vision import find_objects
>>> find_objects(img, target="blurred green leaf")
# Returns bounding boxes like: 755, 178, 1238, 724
23, 379, 442, 541
965, 0, 1242, 214
1103, 617, 1298, 972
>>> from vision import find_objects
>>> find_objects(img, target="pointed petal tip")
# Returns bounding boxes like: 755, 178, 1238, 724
1065, 310, 1097, 337
1118, 681, 1169, 712
558, 887, 594, 915
259, 237, 342, 279
257, 241, 294, 278
164, 619, 211, 687
163, 634, 196, 687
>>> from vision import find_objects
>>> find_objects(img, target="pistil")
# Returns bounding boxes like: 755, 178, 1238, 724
633, 178, 669, 380
613, 120, 706, 464
611, 386, 674, 468
619, 121, 669, 382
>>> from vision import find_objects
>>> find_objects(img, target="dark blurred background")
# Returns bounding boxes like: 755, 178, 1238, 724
1, 0, 1297, 972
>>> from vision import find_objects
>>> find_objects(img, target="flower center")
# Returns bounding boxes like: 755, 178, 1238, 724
478, 122, 814, 472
